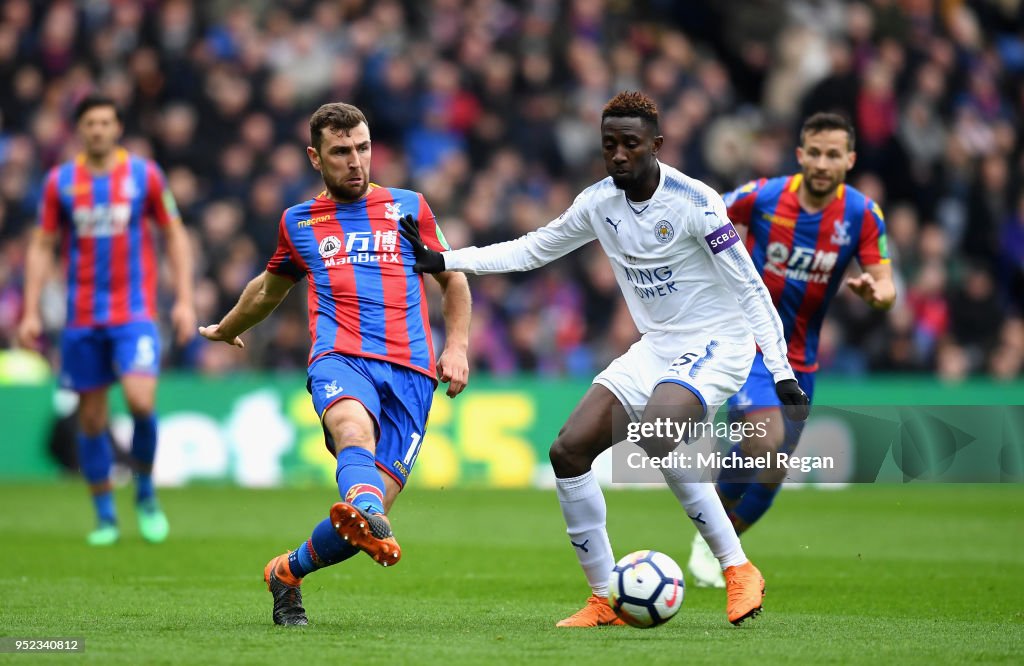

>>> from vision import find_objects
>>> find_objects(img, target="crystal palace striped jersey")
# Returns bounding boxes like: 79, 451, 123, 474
266, 185, 449, 380
724, 174, 890, 372
39, 149, 181, 328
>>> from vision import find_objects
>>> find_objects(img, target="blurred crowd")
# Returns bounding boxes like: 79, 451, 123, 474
0, 0, 1021, 383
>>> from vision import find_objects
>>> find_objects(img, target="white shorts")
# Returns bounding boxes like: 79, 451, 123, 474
594, 330, 755, 422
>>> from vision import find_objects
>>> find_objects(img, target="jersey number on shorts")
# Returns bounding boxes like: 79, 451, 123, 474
670, 352, 698, 368
403, 432, 423, 467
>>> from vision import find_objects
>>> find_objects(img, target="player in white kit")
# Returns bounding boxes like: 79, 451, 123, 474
400, 92, 809, 626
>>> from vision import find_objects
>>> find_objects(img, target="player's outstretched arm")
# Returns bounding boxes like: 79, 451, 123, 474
845, 263, 896, 310
401, 206, 595, 276
432, 270, 471, 398
198, 270, 295, 348
163, 218, 197, 345
17, 228, 59, 350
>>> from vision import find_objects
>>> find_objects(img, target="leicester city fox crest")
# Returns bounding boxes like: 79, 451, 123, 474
654, 220, 674, 244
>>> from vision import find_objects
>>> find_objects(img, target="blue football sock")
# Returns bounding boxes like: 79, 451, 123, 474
717, 479, 749, 502
131, 414, 158, 503
336, 447, 386, 515
732, 482, 782, 528
92, 492, 117, 526
79, 432, 114, 484
716, 444, 753, 501
78, 433, 116, 524
288, 518, 359, 577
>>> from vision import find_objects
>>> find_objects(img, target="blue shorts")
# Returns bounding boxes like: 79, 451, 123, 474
307, 353, 435, 487
60, 321, 161, 392
727, 352, 815, 453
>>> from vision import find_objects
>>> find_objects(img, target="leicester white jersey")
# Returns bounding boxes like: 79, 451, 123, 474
442, 162, 795, 382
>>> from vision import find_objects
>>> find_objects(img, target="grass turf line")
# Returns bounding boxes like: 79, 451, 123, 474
1, 483, 1021, 665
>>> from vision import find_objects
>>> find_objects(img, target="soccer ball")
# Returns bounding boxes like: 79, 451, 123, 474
608, 550, 684, 628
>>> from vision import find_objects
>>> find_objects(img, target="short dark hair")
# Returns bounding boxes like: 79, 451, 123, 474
309, 103, 368, 151
602, 91, 660, 134
800, 112, 855, 150
73, 94, 122, 123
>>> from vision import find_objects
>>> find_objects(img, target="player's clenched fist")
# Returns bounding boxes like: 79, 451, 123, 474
436, 347, 469, 398
398, 214, 446, 274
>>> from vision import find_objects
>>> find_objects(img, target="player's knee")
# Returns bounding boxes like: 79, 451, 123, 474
549, 432, 592, 478
77, 399, 107, 436
125, 396, 155, 417
77, 410, 107, 436
640, 437, 678, 460
327, 420, 375, 454
740, 418, 785, 459
120, 376, 157, 416
741, 435, 777, 459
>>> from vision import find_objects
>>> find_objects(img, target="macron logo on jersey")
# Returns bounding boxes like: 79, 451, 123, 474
705, 223, 740, 254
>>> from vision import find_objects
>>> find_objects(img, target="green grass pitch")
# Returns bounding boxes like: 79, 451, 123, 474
1, 483, 1022, 664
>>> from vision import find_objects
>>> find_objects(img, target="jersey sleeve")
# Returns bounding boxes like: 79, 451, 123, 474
38, 168, 62, 233
417, 193, 451, 252
145, 161, 182, 229
721, 178, 765, 228
265, 213, 306, 282
856, 198, 890, 266
692, 191, 795, 383
441, 192, 596, 274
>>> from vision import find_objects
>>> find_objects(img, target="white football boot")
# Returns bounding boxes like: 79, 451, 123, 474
687, 531, 726, 588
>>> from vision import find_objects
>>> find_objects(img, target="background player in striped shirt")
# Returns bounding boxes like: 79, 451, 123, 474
199, 103, 471, 626
17, 95, 196, 546
687, 112, 896, 588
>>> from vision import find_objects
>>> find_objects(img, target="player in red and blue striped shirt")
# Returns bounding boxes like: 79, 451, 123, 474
18, 95, 195, 547
687, 113, 896, 587
200, 103, 471, 626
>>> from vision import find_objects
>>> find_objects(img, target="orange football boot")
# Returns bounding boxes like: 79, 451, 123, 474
555, 595, 627, 627
724, 560, 765, 625
330, 502, 401, 567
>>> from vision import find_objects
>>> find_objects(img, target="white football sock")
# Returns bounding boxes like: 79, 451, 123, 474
660, 466, 747, 569
555, 471, 615, 597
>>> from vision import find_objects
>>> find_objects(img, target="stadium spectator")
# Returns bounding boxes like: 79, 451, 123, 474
0, 0, 1019, 382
